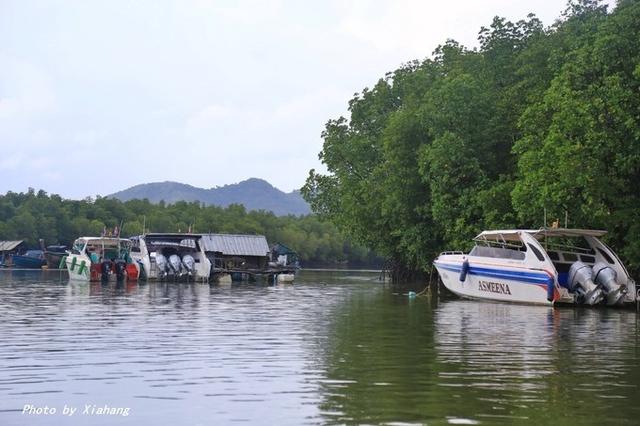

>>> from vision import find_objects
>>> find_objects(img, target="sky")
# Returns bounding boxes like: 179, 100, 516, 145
0, 0, 615, 198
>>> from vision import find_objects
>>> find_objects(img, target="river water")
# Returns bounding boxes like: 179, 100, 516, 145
0, 269, 639, 425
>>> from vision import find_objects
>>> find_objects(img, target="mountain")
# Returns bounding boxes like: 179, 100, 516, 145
108, 178, 311, 216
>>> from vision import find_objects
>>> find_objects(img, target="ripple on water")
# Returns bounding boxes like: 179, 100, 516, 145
0, 271, 639, 425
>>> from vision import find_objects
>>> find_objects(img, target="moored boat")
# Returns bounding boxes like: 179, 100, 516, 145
433, 228, 637, 307
63, 237, 139, 282
12, 250, 46, 269
129, 233, 211, 282
45, 245, 67, 269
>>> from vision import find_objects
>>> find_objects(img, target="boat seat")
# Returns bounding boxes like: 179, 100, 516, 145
470, 245, 525, 260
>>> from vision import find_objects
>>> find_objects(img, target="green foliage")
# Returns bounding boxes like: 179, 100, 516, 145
0, 191, 380, 267
304, 0, 640, 277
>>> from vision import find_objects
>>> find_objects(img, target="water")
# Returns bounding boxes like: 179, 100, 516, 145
0, 270, 639, 425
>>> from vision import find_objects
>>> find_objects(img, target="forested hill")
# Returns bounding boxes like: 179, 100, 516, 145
0, 189, 380, 266
302, 0, 640, 280
110, 178, 311, 216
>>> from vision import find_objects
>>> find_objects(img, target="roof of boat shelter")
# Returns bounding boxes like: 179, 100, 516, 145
474, 228, 607, 241
145, 233, 202, 239
200, 234, 270, 257
0, 240, 24, 251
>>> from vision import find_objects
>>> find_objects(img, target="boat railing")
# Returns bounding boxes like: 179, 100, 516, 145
439, 251, 465, 256
473, 239, 525, 250
542, 241, 594, 254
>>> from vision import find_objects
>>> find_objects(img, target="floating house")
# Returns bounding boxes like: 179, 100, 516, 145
0, 240, 25, 267
200, 234, 270, 271
199, 233, 297, 283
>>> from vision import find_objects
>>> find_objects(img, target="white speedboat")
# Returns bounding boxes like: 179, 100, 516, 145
433, 228, 637, 306
129, 233, 211, 282
64, 237, 139, 282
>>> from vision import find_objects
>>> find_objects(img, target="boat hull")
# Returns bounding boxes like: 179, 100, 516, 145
129, 234, 212, 282
65, 254, 139, 282
12, 255, 46, 269
45, 252, 66, 269
65, 254, 92, 281
434, 260, 553, 306
277, 273, 295, 283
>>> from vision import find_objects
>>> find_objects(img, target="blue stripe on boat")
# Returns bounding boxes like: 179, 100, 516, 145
435, 262, 552, 285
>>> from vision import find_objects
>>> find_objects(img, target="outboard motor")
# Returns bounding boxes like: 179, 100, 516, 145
182, 254, 196, 276
593, 262, 626, 305
168, 254, 183, 276
101, 259, 112, 281
155, 254, 169, 279
568, 261, 603, 305
114, 259, 127, 281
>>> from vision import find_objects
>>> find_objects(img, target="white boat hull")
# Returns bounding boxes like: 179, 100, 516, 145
65, 254, 92, 281
434, 260, 553, 305
129, 234, 211, 282
276, 273, 295, 283
434, 228, 637, 307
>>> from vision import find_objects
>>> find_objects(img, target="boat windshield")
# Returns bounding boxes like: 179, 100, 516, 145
470, 242, 526, 260
72, 239, 86, 254
84, 240, 131, 262
146, 236, 199, 252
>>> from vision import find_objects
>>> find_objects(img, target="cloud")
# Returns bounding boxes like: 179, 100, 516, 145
336, 0, 449, 56
0, 153, 24, 172
180, 86, 348, 191
0, 54, 56, 119
186, 104, 235, 132
0, 0, 614, 198
333, 0, 609, 58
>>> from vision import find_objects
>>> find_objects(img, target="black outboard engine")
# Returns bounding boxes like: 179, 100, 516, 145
593, 262, 625, 305
568, 261, 603, 305
114, 259, 127, 281
101, 259, 112, 281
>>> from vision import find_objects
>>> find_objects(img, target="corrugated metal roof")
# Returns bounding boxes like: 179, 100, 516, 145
0, 240, 24, 251
200, 234, 270, 257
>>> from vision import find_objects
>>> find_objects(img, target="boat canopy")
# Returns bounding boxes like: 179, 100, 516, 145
474, 228, 607, 242
145, 233, 202, 239
73, 237, 132, 249
142, 233, 201, 249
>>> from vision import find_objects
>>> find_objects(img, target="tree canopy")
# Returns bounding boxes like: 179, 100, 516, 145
303, 0, 640, 278
0, 189, 381, 267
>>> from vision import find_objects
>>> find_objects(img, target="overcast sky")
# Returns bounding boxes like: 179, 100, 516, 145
0, 0, 615, 198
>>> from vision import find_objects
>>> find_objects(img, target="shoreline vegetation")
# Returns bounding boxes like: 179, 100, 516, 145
2, 1, 638, 283
302, 0, 640, 282
0, 189, 383, 269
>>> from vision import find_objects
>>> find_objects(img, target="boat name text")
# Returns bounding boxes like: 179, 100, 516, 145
478, 280, 512, 295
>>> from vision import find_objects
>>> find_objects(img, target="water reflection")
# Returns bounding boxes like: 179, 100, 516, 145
317, 294, 640, 424
0, 271, 639, 425
433, 301, 640, 424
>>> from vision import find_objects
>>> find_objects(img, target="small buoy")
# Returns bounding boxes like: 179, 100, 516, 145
459, 259, 469, 282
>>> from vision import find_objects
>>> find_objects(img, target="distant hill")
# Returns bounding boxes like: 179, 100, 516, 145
109, 178, 311, 216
